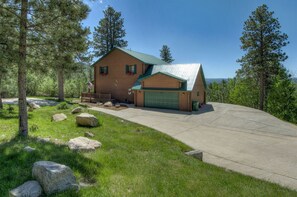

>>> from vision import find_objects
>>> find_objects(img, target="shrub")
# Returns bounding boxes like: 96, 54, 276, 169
57, 102, 70, 110
7, 105, 14, 114
30, 124, 39, 132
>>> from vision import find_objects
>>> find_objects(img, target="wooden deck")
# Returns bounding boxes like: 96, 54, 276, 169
81, 93, 111, 103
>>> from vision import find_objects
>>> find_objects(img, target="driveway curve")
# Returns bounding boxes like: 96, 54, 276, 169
90, 102, 297, 190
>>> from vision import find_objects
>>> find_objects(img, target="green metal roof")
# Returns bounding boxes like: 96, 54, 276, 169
116, 47, 167, 65
132, 64, 206, 91
92, 47, 167, 66
139, 71, 186, 82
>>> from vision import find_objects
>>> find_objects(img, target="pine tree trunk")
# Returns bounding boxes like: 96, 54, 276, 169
259, 72, 265, 110
18, 0, 28, 136
57, 67, 65, 101
0, 78, 3, 110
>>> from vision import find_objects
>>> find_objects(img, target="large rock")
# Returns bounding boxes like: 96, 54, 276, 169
24, 146, 35, 152
32, 161, 77, 195
28, 102, 40, 109
71, 107, 82, 114
76, 113, 98, 127
52, 113, 67, 122
9, 180, 42, 197
103, 101, 113, 107
68, 137, 101, 151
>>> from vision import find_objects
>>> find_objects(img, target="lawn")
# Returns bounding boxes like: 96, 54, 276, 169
0, 102, 296, 196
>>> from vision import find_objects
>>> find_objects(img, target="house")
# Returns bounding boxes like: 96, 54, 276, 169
91, 47, 206, 111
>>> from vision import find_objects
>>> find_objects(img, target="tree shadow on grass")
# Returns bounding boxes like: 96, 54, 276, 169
0, 110, 34, 120
0, 136, 101, 196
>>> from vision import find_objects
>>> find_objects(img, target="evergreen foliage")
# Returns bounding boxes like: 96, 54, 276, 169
266, 68, 297, 123
160, 45, 174, 63
0, 0, 91, 136
93, 6, 128, 57
237, 4, 289, 110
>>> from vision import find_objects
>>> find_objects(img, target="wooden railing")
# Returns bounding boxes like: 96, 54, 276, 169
81, 92, 111, 103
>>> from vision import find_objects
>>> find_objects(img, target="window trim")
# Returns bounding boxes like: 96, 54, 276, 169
100, 66, 108, 76
126, 64, 137, 75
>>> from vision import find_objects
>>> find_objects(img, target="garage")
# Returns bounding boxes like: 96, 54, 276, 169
144, 91, 179, 110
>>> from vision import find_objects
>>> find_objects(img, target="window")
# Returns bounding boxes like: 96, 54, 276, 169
100, 66, 108, 75
126, 64, 137, 75
197, 91, 199, 96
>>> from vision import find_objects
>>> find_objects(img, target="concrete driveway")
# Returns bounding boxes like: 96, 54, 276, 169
90, 102, 297, 190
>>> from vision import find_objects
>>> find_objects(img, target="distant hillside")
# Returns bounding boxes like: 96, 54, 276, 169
206, 78, 297, 84
206, 78, 227, 85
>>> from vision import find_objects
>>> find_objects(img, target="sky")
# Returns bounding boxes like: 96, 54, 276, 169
83, 0, 297, 78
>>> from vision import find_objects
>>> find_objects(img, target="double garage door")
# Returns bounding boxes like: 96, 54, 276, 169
144, 91, 179, 110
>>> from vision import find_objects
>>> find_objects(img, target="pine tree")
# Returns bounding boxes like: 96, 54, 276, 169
0, 7, 18, 109
237, 4, 289, 110
93, 6, 128, 57
0, 0, 90, 136
160, 45, 174, 63
266, 68, 297, 123
46, 3, 90, 101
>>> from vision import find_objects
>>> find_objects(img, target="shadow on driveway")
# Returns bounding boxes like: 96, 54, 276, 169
134, 103, 214, 115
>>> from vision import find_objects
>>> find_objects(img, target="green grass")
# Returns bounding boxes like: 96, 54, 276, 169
0, 103, 296, 196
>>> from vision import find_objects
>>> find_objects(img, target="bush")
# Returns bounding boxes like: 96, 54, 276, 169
57, 102, 70, 110
7, 105, 14, 114
30, 124, 39, 132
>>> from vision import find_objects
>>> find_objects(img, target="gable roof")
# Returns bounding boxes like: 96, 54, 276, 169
139, 71, 187, 82
92, 47, 167, 66
132, 64, 206, 91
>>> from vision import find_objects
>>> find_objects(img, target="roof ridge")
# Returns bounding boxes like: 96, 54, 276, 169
116, 47, 161, 60
116, 47, 156, 57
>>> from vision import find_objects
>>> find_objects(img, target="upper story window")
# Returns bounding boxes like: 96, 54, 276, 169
100, 66, 108, 75
126, 64, 137, 75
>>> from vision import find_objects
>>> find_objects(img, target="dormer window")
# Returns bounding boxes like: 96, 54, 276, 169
100, 66, 108, 75
126, 64, 137, 75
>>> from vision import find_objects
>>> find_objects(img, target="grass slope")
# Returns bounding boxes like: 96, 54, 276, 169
0, 103, 296, 196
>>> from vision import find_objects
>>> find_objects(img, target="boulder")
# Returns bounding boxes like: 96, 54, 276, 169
24, 146, 35, 152
32, 161, 77, 195
76, 113, 98, 127
103, 101, 113, 107
115, 104, 120, 108
71, 107, 82, 114
9, 180, 42, 197
36, 137, 50, 143
52, 113, 67, 122
185, 150, 203, 161
84, 132, 94, 138
28, 102, 40, 109
68, 137, 101, 151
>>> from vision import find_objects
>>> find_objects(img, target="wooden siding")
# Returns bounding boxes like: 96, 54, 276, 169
134, 90, 144, 107
142, 73, 180, 89
179, 92, 191, 111
94, 48, 147, 103
191, 69, 206, 104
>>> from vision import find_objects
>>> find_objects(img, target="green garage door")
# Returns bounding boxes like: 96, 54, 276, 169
144, 91, 179, 110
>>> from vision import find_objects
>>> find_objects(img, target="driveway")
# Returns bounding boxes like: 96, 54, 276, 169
90, 102, 297, 190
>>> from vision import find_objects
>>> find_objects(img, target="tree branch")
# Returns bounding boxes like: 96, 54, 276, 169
0, 4, 21, 20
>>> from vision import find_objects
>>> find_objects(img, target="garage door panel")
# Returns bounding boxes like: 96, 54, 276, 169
144, 92, 179, 110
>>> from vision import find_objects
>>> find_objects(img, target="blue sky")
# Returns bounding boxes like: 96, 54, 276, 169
83, 0, 297, 78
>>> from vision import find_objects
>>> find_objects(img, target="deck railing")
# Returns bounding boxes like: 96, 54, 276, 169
81, 92, 111, 103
